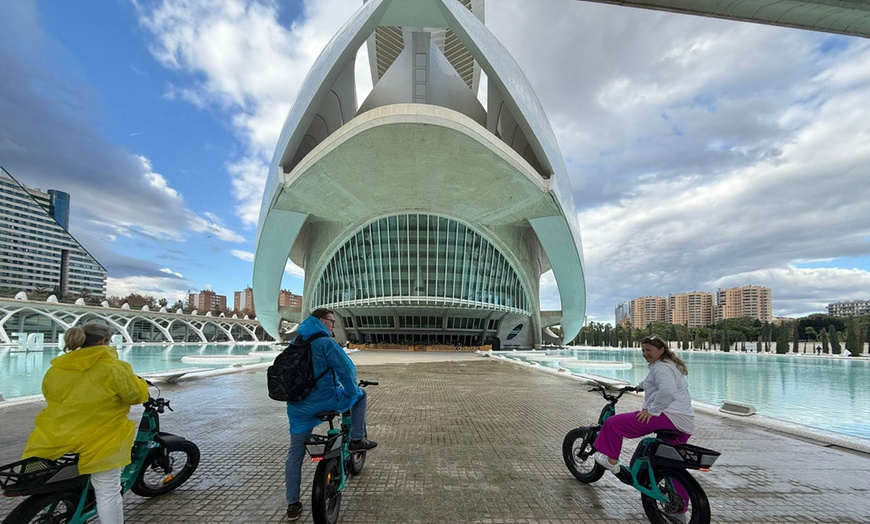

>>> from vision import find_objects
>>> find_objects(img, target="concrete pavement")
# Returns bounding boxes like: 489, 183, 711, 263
1, 352, 869, 523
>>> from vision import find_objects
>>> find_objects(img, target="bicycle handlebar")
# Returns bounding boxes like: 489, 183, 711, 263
588, 384, 637, 403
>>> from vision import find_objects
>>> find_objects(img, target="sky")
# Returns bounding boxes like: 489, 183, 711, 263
1, 0, 868, 324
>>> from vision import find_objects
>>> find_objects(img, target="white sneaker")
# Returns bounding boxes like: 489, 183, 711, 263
594, 452, 621, 473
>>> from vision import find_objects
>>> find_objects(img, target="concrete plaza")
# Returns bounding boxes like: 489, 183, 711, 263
1, 352, 869, 523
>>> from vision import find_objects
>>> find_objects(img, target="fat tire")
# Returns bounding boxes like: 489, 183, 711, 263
2, 490, 82, 524
347, 451, 366, 475
641, 467, 711, 524
562, 427, 605, 483
311, 457, 342, 524
131, 440, 200, 497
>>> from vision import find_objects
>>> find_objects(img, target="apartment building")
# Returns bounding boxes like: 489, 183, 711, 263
0, 168, 107, 297
827, 300, 870, 317
189, 289, 227, 314
668, 291, 714, 327
614, 301, 632, 326
279, 289, 302, 309
716, 285, 772, 322
631, 296, 668, 328
234, 287, 254, 315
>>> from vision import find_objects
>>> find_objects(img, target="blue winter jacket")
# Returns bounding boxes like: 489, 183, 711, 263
285, 315, 362, 435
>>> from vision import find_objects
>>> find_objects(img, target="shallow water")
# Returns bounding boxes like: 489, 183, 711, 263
0, 343, 277, 399
510, 347, 870, 441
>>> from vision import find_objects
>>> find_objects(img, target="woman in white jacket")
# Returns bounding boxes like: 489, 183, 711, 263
593, 334, 694, 473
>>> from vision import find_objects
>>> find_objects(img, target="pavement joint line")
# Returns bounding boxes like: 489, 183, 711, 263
3, 351, 870, 523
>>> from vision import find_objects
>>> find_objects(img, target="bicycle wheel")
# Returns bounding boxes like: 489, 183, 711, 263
131, 440, 200, 497
1, 490, 82, 524
562, 427, 605, 483
311, 457, 342, 524
641, 468, 711, 524
347, 451, 366, 475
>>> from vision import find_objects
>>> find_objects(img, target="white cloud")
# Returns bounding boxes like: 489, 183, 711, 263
106, 275, 192, 301
133, 0, 870, 323
135, 0, 363, 226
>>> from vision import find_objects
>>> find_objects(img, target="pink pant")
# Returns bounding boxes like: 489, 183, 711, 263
593, 411, 690, 461
594, 412, 692, 514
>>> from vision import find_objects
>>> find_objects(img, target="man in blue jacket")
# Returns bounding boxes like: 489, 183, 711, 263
284, 308, 376, 521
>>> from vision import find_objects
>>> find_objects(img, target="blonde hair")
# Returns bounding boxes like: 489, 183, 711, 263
64, 324, 111, 352
641, 335, 689, 376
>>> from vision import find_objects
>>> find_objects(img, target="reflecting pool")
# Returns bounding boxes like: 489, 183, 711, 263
506, 347, 870, 442
0, 343, 277, 400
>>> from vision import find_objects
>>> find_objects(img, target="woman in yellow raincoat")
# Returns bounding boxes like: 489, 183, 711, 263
23, 324, 148, 524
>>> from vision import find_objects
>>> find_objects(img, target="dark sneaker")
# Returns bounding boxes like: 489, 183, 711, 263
349, 438, 377, 451
287, 502, 302, 521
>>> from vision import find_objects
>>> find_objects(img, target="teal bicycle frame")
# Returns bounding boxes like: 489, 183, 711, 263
1, 387, 199, 524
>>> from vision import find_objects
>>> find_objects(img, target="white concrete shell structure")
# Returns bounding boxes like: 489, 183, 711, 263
253, 0, 585, 348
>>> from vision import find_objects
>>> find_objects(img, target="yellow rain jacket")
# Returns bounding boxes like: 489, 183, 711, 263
23, 345, 149, 474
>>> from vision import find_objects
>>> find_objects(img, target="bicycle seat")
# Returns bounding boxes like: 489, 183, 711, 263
315, 411, 341, 421
655, 429, 683, 440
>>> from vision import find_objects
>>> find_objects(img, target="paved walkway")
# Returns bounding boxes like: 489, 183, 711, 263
2, 352, 869, 523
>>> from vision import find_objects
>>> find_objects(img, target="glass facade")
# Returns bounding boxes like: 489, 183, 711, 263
0, 169, 107, 296
311, 214, 530, 315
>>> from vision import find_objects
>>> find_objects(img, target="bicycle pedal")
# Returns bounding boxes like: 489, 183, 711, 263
615, 466, 633, 485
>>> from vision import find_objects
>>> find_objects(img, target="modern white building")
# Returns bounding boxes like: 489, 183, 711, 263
828, 300, 870, 317
0, 167, 107, 298
253, 0, 586, 348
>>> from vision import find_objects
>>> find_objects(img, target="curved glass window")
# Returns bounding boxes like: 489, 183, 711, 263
311, 214, 530, 314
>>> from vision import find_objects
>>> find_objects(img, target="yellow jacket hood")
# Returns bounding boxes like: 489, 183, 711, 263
23, 345, 149, 474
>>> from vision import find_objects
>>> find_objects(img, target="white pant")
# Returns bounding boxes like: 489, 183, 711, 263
90, 468, 124, 524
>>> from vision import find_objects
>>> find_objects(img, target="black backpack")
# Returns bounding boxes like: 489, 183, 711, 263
267, 332, 330, 402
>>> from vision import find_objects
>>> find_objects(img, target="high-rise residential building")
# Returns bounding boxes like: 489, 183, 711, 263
667, 291, 714, 327
189, 289, 227, 314
234, 287, 255, 315
278, 289, 302, 309
0, 167, 107, 297
251, 1, 586, 347
631, 296, 668, 328
615, 301, 632, 326
716, 285, 772, 322
827, 300, 870, 317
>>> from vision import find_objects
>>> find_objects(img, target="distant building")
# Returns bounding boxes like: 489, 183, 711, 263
189, 289, 227, 314
0, 167, 107, 297
614, 301, 632, 326
278, 289, 302, 309
234, 287, 255, 315
631, 296, 668, 328
667, 291, 714, 327
716, 285, 772, 323
827, 300, 870, 317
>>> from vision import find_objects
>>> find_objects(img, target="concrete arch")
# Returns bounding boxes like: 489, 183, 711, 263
0, 298, 273, 345
0, 306, 72, 344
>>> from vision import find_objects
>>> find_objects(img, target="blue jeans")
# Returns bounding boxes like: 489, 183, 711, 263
285, 390, 368, 504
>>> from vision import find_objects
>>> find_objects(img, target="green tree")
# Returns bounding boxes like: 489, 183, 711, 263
775, 322, 790, 354
845, 318, 859, 356
760, 322, 771, 352
792, 321, 801, 353
721, 320, 731, 352
829, 325, 841, 355
682, 323, 690, 350
820, 328, 830, 354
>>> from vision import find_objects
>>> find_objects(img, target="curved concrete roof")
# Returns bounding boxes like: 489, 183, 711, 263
254, 0, 586, 343
581, 0, 870, 39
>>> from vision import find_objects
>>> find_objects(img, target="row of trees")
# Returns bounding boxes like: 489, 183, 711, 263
574, 314, 870, 356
